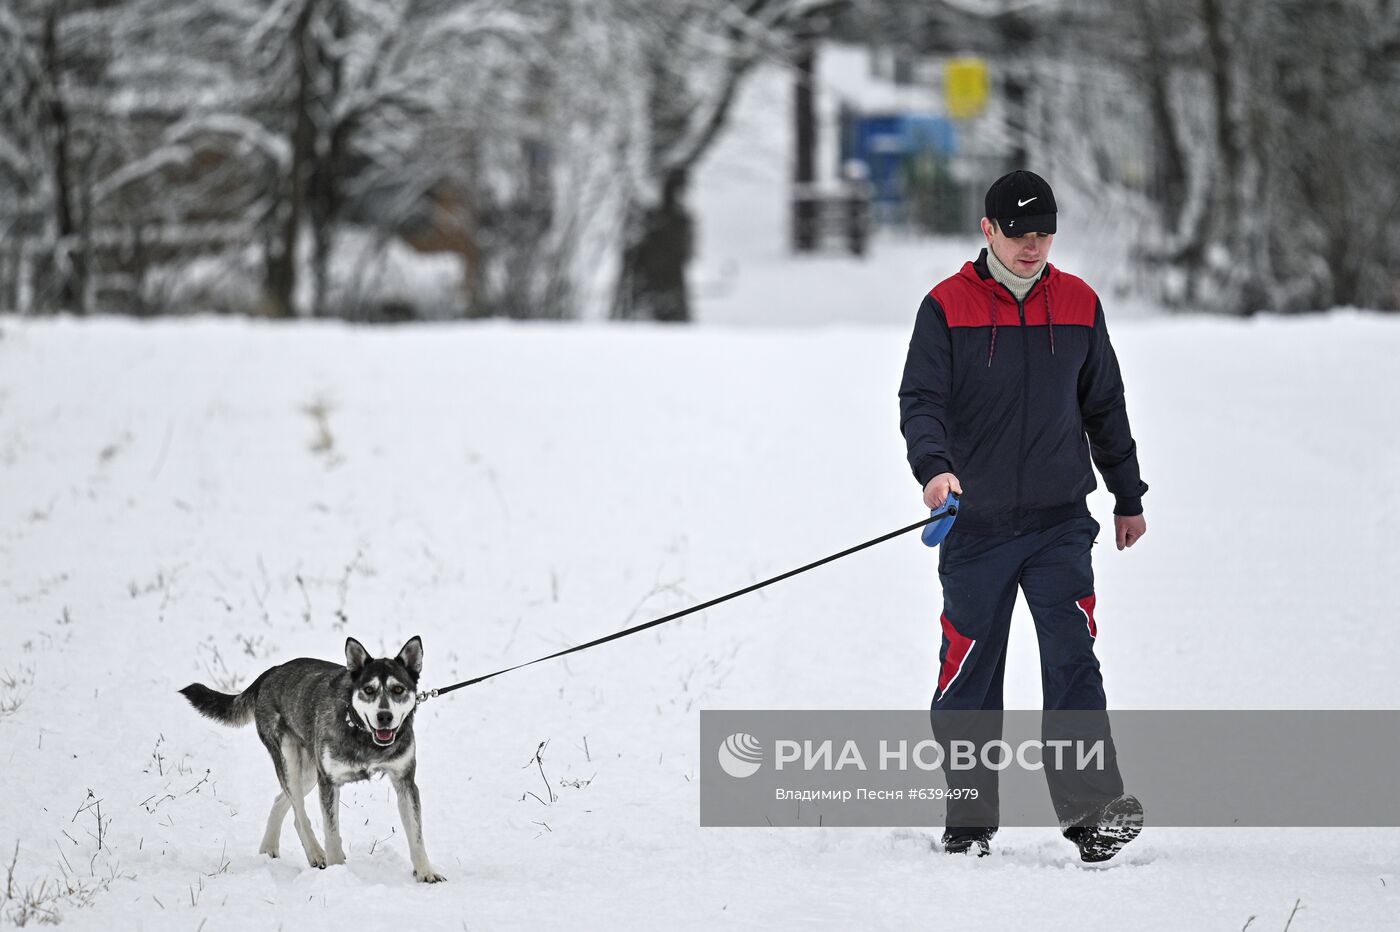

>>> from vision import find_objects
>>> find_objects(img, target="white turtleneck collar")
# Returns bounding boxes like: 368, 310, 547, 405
985, 247, 1043, 301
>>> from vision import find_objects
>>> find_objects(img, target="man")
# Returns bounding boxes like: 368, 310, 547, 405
898, 170, 1148, 861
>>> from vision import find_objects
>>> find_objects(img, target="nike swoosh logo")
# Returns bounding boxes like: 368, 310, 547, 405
1017, 196, 1037, 207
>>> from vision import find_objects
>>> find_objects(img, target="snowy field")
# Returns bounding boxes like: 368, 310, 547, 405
4, 41, 1400, 932
2, 309, 1400, 931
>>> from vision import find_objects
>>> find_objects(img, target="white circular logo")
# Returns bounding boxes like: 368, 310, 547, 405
718, 732, 763, 778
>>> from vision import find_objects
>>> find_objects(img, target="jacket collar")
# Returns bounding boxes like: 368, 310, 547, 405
966, 247, 1054, 301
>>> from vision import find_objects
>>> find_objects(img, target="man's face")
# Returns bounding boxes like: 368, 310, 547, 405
981, 217, 1053, 278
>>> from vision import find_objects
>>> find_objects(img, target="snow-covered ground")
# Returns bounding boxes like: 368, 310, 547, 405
2, 311, 1399, 930
3, 40, 1400, 932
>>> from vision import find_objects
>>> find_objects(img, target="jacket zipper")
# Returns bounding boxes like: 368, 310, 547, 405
1015, 296, 1029, 533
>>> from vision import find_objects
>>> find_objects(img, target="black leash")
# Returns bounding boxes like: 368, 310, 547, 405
416, 503, 957, 703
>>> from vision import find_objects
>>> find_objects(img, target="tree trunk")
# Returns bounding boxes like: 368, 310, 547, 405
1135, 1, 1188, 232
792, 37, 817, 252
42, 8, 85, 313
309, 0, 348, 319
1200, 0, 1268, 313
617, 173, 693, 323
997, 12, 1034, 168
262, 0, 318, 318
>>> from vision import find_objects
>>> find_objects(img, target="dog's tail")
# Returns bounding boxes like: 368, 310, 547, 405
180, 669, 270, 727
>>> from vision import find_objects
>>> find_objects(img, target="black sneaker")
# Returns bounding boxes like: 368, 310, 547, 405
1065, 795, 1143, 863
941, 827, 995, 857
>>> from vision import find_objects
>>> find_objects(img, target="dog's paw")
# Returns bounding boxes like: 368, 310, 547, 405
414, 867, 447, 883
326, 848, 346, 866
259, 845, 280, 859
305, 845, 328, 869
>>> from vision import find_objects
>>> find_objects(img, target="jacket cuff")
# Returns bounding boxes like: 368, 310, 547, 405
916, 457, 954, 489
1113, 496, 1143, 517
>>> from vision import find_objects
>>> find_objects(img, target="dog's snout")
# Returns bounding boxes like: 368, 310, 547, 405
377, 711, 394, 727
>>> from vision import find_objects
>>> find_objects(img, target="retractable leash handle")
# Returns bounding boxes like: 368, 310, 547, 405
920, 491, 960, 547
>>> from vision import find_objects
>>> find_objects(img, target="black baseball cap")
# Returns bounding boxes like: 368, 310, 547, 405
984, 170, 1057, 234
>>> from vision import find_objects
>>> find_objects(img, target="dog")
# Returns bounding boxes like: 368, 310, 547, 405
180, 636, 445, 882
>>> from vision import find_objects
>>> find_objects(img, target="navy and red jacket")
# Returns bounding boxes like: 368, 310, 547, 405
899, 249, 1147, 536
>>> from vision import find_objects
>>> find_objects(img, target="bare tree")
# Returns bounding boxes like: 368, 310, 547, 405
611, 0, 840, 322
1016, 0, 1400, 312
90, 0, 544, 318
0, 0, 118, 313
2, 0, 848, 321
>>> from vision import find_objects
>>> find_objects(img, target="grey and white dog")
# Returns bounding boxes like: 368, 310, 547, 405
180, 636, 444, 882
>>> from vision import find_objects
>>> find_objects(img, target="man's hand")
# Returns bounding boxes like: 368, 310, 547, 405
1115, 514, 1146, 551
923, 472, 962, 510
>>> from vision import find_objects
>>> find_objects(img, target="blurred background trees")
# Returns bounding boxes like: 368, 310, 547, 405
935, 0, 1400, 313
2, 0, 1396, 320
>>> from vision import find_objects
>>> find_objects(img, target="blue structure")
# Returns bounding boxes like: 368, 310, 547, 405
842, 114, 958, 208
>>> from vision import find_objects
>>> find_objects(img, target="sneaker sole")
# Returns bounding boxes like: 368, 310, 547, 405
942, 839, 991, 857
1076, 795, 1143, 863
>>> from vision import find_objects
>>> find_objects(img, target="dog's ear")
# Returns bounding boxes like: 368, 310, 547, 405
345, 637, 370, 675
396, 636, 423, 677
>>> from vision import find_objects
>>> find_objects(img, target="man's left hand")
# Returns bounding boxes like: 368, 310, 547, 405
1114, 514, 1146, 551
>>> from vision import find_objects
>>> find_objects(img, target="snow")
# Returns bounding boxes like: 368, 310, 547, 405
2, 311, 1399, 930
3, 39, 1400, 932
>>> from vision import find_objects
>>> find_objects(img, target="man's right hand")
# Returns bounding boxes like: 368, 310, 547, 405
923, 472, 963, 510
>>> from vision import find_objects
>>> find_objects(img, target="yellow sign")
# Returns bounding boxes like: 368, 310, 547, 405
945, 57, 989, 120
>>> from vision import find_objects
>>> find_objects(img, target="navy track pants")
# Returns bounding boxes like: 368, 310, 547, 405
930, 515, 1124, 830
